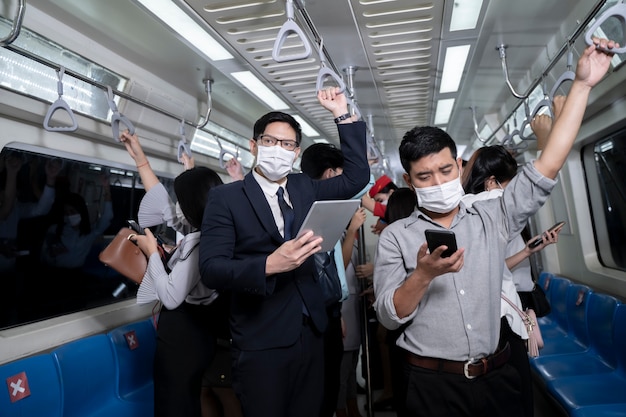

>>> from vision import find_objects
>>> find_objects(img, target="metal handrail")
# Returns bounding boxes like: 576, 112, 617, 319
3, 43, 215, 140
483, 0, 608, 144
0, 0, 25, 46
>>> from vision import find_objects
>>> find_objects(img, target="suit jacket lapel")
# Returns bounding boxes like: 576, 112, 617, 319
243, 173, 284, 243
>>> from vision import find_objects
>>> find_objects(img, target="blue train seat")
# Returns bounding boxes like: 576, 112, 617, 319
537, 276, 571, 338
107, 318, 156, 404
0, 354, 63, 417
531, 289, 616, 382
51, 334, 150, 417
537, 283, 591, 356
547, 302, 626, 415
536, 271, 553, 292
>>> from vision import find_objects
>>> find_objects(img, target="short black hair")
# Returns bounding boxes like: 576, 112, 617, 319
174, 167, 223, 229
253, 112, 302, 145
300, 143, 344, 179
399, 126, 457, 174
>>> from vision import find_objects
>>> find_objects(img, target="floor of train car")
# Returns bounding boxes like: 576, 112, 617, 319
353, 382, 567, 417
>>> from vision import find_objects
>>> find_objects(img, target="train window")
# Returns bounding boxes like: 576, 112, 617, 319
191, 120, 254, 169
582, 128, 626, 272
0, 17, 127, 121
0, 144, 175, 330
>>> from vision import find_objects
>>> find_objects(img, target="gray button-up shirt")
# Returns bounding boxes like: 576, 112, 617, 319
373, 162, 556, 361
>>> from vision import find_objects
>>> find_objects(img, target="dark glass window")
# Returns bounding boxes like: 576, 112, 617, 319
0, 145, 175, 330
583, 127, 626, 271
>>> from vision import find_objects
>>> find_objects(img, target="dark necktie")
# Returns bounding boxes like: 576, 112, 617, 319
277, 187, 294, 240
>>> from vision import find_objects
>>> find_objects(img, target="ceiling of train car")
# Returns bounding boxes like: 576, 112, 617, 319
25, 0, 607, 180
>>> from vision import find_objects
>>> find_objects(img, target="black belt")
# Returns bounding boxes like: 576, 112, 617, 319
404, 342, 511, 379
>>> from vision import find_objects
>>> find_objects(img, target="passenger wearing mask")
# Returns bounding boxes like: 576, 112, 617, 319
361, 175, 398, 235
120, 130, 231, 417
373, 38, 616, 417
461, 145, 561, 417
199, 87, 370, 417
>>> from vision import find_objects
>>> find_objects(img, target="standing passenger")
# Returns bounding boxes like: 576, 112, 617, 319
199, 87, 370, 417
461, 145, 560, 417
120, 130, 227, 417
372, 38, 615, 417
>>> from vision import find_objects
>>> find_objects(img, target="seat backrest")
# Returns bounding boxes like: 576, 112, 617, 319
547, 276, 572, 330
0, 354, 63, 417
107, 318, 156, 399
613, 304, 626, 376
565, 284, 593, 348
537, 271, 554, 291
51, 334, 118, 417
586, 293, 620, 368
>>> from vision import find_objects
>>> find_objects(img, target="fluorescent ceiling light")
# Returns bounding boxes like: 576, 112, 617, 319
440, 45, 470, 93
434, 98, 455, 125
450, 0, 483, 31
231, 71, 289, 110
136, 0, 232, 61
293, 115, 319, 137
313, 138, 329, 144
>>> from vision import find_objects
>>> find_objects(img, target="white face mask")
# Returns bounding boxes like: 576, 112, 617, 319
255, 145, 296, 182
415, 176, 465, 214
65, 214, 81, 227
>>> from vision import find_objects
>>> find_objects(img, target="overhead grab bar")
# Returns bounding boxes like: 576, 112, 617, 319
483, 0, 608, 144
585, 0, 626, 54
496, 44, 530, 100
470, 106, 489, 143
216, 136, 238, 169
272, 0, 312, 63
177, 119, 192, 163
549, 50, 576, 102
194, 78, 213, 130
105, 85, 135, 142
315, 38, 346, 93
0, 0, 25, 46
43, 66, 78, 132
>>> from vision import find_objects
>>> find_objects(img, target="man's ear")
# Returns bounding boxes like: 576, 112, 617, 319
403, 173, 414, 190
321, 167, 335, 179
249, 139, 258, 157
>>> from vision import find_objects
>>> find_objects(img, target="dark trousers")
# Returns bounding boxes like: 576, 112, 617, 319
500, 316, 534, 417
321, 306, 343, 417
402, 349, 524, 417
232, 320, 324, 417
154, 302, 217, 417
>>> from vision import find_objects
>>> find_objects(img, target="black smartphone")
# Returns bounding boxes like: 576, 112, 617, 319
529, 220, 566, 248
425, 229, 458, 258
127, 220, 145, 235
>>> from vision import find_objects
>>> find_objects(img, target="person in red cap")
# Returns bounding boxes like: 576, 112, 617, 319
361, 174, 397, 234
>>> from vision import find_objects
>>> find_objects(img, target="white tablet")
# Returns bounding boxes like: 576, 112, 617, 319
296, 200, 361, 252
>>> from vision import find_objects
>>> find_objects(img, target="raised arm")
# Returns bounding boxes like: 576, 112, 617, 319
120, 130, 160, 191
535, 38, 616, 179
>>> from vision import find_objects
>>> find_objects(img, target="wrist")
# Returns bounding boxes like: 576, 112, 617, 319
333, 112, 352, 124
136, 161, 149, 169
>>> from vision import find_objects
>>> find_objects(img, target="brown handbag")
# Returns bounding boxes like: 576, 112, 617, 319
99, 227, 148, 284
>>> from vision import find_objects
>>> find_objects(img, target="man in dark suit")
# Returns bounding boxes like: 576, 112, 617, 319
199, 87, 369, 417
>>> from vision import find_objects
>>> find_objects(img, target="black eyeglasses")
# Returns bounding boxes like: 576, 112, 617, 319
256, 134, 299, 151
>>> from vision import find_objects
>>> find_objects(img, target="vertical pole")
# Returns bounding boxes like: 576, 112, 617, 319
357, 224, 373, 417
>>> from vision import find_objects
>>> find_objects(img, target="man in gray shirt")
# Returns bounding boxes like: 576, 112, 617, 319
373, 37, 616, 417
